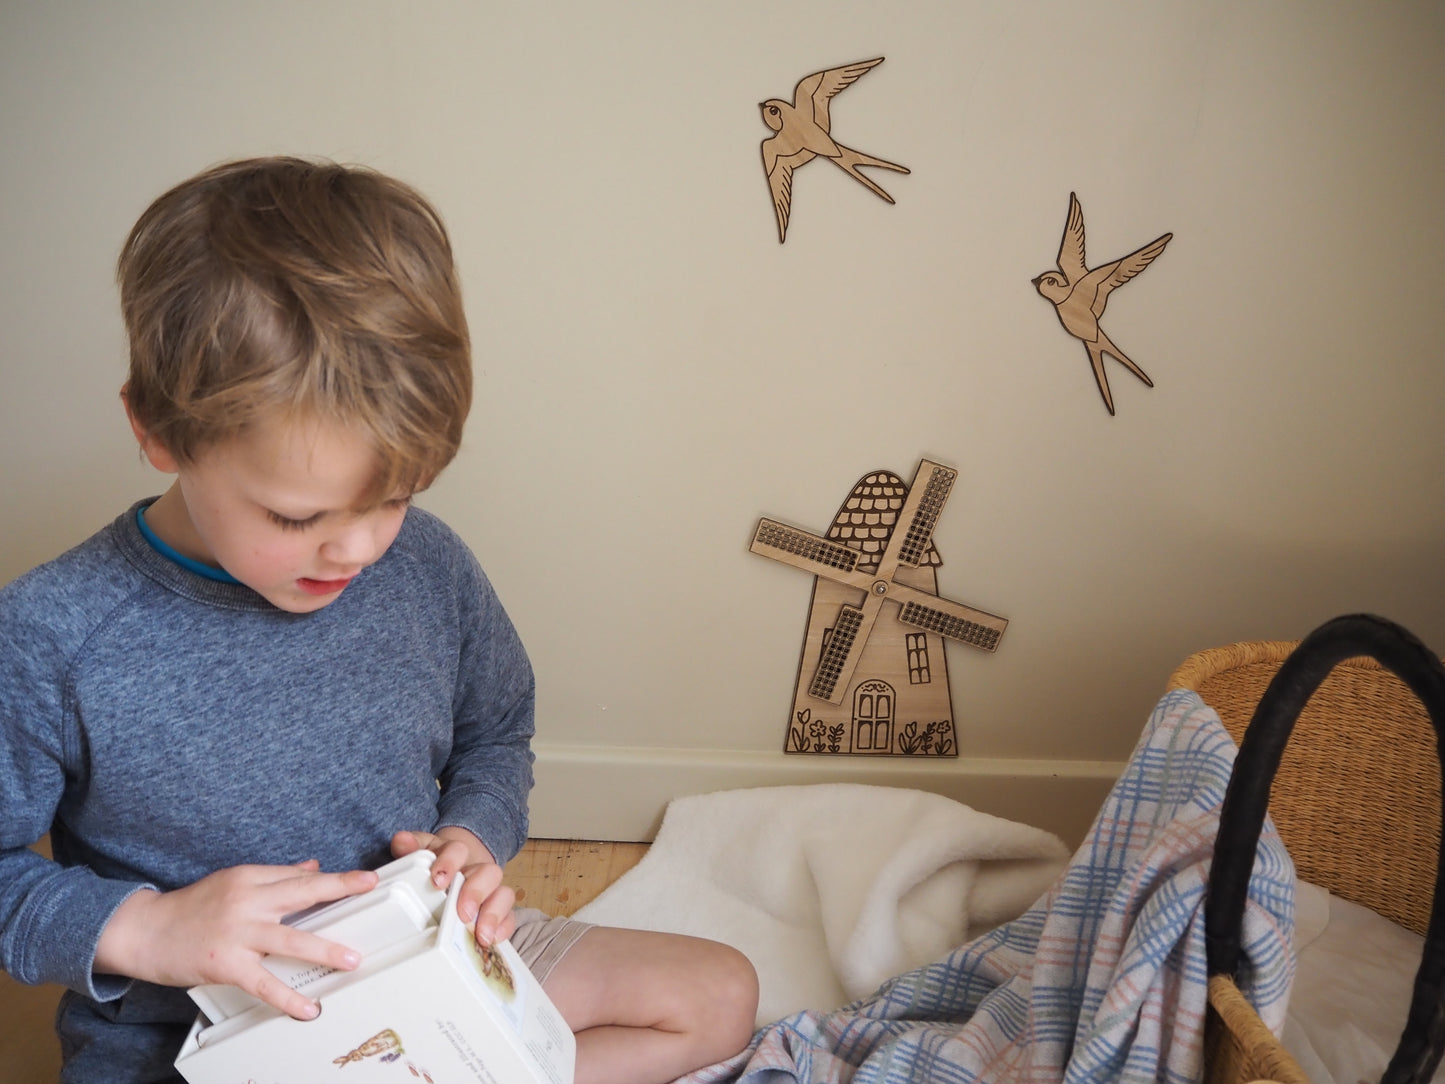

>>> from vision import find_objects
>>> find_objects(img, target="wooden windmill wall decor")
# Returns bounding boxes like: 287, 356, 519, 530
759, 57, 910, 243
1032, 192, 1173, 416
750, 460, 1008, 757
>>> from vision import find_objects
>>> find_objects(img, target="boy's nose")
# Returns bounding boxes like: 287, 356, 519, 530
320, 520, 380, 568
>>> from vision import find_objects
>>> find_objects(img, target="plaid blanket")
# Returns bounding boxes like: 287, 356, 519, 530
679, 690, 1296, 1084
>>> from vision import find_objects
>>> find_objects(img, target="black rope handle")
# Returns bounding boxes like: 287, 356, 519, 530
1205, 613, 1445, 1084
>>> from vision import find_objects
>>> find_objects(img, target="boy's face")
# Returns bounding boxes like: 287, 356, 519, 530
135, 412, 412, 614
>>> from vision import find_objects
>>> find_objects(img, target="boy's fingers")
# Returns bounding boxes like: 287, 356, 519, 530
453, 862, 503, 922
267, 927, 363, 974
479, 896, 520, 948
471, 883, 515, 946
248, 965, 322, 1021
240, 860, 348, 886
501, 912, 518, 944
428, 839, 476, 889
267, 867, 378, 913
390, 830, 433, 857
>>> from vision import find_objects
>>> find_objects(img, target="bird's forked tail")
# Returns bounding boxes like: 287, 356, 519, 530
828, 143, 909, 203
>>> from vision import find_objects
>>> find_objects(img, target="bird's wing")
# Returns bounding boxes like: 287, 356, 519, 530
1056, 192, 1088, 283
762, 135, 779, 179
1089, 232, 1172, 315
766, 148, 815, 243
793, 57, 885, 132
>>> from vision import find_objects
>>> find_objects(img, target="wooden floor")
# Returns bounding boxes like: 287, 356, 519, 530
0, 839, 648, 1084
506, 838, 649, 916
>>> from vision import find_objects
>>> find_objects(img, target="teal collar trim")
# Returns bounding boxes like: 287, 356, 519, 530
135, 506, 241, 585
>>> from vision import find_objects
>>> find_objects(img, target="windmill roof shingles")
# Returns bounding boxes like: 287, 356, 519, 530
825, 471, 942, 572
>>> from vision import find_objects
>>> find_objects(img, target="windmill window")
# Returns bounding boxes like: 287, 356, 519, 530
907, 633, 931, 684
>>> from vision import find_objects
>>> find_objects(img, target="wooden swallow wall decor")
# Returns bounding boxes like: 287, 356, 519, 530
759, 57, 909, 243
1032, 192, 1172, 415
750, 460, 1008, 757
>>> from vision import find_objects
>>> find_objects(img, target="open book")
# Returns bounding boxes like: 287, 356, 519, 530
175, 851, 575, 1084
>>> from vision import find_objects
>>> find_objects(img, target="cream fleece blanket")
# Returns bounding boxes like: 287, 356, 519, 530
573, 783, 1070, 1025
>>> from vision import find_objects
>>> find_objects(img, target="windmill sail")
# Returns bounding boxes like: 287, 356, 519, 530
752, 460, 1008, 709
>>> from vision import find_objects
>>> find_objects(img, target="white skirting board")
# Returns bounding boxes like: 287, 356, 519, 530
526, 743, 1126, 849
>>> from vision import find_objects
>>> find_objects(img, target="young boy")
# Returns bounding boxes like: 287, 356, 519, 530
0, 157, 757, 1084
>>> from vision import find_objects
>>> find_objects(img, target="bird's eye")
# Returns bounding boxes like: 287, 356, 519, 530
768, 106, 778, 116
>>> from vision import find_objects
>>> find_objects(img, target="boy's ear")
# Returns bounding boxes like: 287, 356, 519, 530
119, 385, 180, 474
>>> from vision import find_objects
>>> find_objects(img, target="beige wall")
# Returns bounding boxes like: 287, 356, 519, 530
3, 3, 1442, 844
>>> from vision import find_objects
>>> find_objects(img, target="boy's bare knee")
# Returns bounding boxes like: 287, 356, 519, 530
702, 942, 760, 1055
547, 928, 758, 1077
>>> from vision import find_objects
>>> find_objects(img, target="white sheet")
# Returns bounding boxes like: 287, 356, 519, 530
573, 783, 1070, 1025
1284, 880, 1441, 1083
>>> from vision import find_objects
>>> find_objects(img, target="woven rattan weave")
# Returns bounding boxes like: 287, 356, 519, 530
1169, 640, 1440, 936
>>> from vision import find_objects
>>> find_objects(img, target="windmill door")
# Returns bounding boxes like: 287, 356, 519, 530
852, 680, 895, 752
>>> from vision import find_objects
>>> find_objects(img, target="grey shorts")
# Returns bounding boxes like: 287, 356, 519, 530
508, 907, 593, 984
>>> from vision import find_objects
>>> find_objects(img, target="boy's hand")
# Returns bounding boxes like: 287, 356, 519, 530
390, 828, 515, 947
94, 860, 378, 1021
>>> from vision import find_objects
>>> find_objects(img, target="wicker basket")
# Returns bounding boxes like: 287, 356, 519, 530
1166, 614, 1445, 1084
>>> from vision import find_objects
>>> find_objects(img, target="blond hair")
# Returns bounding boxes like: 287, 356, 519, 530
119, 156, 472, 504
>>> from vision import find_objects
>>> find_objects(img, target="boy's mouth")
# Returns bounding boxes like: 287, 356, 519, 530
297, 576, 354, 596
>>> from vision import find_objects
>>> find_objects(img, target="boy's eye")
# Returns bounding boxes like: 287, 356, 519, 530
267, 510, 321, 531
265, 498, 408, 531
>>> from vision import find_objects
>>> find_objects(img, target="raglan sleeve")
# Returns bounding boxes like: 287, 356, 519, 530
0, 584, 151, 998
431, 532, 537, 867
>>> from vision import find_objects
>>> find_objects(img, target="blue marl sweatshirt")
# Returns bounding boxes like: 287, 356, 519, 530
0, 500, 535, 1082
